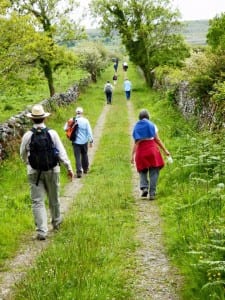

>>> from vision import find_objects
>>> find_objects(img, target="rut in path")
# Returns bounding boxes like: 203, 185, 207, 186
0, 101, 181, 300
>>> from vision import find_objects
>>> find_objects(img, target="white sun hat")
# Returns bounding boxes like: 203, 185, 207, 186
26, 104, 50, 119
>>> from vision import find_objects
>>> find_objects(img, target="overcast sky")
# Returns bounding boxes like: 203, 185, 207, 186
173, 0, 225, 20
80, 0, 225, 28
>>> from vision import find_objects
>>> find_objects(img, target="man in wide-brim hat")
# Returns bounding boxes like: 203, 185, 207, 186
20, 104, 74, 240
26, 104, 51, 119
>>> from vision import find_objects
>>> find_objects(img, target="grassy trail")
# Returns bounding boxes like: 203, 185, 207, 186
11, 67, 136, 299
0, 67, 201, 300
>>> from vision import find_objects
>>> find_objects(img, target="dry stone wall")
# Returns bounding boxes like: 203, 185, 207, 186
154, 77, 217, 129
0, 76, 91, 161
174, 81, 196, 117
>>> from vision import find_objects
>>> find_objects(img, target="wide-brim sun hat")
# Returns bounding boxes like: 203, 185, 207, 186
76, 107, 83, 114
26, 104, 50, 119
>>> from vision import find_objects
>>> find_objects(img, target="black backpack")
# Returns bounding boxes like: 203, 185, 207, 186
105, 84, 112, 93
28, 127, 59, 185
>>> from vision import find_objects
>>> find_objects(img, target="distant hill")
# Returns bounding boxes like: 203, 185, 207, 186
86, 20, 210, 47
181, 20, 209, 46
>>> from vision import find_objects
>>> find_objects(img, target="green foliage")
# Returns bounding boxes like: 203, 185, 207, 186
75, 41, 110, 82
2, 0, 85, 96
154, 65, 184, 88
207, 13, 225, 51
159, 128, 225, 298
90, 0, 190, 86
0, 67, 88, 122
181, 48, 225, 124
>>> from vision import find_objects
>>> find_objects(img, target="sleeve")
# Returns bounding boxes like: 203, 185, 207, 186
86, 120, 93, 143
20, 131, 32, 164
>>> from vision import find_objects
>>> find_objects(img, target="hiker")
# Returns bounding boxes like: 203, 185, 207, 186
113, 74, 118, 85
20, 104, 74, 240
123, 78, 132, 100
122, 62, 128, 72
113, 62, 118, 72
64, 107, 93, 178
131, 109, 170, 200
104, 80, 113, 104
113, 58, 119, 72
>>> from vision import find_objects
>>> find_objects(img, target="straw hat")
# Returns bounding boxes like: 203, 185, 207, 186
26, 104, 50, 119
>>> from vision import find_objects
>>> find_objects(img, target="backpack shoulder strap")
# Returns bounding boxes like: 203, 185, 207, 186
30, 128, 35, 133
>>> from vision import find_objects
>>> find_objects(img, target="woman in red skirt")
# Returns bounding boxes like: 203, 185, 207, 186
131, 109, 170, 200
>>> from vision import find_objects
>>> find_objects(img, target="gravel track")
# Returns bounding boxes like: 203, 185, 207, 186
0, 102, 182, 300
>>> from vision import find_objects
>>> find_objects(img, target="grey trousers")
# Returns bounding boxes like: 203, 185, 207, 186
28, 171, 61, 236
139, 167, 160, 196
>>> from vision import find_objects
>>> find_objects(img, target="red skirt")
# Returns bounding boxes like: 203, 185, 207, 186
135, 140, 164, 172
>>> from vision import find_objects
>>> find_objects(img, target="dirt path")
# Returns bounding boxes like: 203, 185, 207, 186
0, 101, 181, 300
127, 101, 181, 300
0, 104, 110, 300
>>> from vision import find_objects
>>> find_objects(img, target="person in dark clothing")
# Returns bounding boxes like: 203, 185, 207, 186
113, 74, 118, 85
104, 81, 113, 104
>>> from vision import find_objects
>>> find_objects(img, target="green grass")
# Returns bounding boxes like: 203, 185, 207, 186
2, 62, 225, 299
131, 87, 225, 298
11, 64, 136, 299
0, 67, 88, 122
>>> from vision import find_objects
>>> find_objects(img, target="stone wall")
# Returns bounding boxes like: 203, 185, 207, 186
174, 81, 196, 118
154, 76, 217, 129
0, 76, 91, 160
173, 81, 216, 129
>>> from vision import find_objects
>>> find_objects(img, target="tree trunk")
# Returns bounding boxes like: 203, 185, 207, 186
91, 71, 97, 83
40, 58, 55, 96
140, 65, 155, 87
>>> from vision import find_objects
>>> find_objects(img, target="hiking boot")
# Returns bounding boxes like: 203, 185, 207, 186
53, 224, 60, 231
83, 169, 89, 174
75, 173, 82, 178
52, 218, 63, 231
141, 188, 148, 197
149, 195, 155, 201
36, 234, 46, 241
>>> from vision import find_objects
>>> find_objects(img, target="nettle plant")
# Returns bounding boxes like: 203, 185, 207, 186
174, 134, 225, 297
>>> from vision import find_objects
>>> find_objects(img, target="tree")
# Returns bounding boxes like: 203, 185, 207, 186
207, 13, 225, 52
8, 0, 86, 96
90, 0, 189, 86
75, 41, 108, 82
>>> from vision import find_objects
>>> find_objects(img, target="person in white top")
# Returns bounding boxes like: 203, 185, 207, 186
20, 104, 74, 240
124, 78, 132, 100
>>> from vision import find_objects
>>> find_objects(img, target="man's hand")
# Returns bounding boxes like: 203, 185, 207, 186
67, 170, 74, 181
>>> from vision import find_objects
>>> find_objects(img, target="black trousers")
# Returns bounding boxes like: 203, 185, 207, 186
72, 143, 89, 175
105, 91, 112, 104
